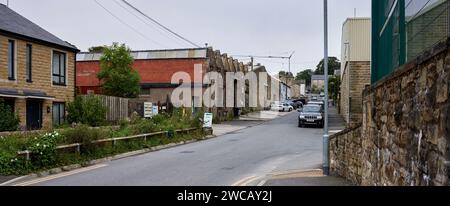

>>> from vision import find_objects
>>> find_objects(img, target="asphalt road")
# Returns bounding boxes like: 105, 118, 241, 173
20, 112, 329, 186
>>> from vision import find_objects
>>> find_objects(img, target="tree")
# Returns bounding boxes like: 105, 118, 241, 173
278, 71, 294, 78
97, 43, 141, 98
295, 69, 313, 87
314, 57, 341, 75
88, 46, 108, 53
328, 76, 341, 104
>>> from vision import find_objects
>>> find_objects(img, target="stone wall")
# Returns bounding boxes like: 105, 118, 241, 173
330, 125, 363, 185
340, 61, 371, 125
330, 38, 450, 186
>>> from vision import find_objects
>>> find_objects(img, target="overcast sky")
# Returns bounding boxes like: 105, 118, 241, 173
4, 0, 371, 75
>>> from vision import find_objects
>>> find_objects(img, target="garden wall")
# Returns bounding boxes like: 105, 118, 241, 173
330, 38, 450, 186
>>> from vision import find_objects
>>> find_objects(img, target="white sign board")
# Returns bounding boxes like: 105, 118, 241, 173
203, 113, 213, 128
144, 102, 153, 118
152, 106, 159, 116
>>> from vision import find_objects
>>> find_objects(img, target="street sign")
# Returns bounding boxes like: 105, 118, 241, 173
152, 106, 159, 116
203, 113, 213, 128
144, 102, 153, 118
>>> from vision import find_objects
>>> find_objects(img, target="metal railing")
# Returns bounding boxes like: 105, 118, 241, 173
17, 128, 201, 161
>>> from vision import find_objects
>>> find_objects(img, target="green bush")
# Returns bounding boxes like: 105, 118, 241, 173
29, 132, 60, 168
0, 101, 20, 132
130, 119, 157, 134
67, 95, 107, 127
61, 125, 110, 155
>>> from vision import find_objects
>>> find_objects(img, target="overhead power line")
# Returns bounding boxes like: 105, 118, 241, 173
93, 0, 167, 48
120, 0, 202, 48
112, 0, 187, 47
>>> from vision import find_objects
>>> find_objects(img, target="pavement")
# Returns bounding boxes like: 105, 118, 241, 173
3, 107, 349, 186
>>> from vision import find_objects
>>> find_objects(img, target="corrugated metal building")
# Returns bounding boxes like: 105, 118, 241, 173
76, 47, 257, 122
340, 18, 372, 125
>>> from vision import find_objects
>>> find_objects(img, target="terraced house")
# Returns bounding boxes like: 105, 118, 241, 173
0, 4, 79, 130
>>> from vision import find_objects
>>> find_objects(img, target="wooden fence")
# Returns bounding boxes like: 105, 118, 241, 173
80, 95, 129, 123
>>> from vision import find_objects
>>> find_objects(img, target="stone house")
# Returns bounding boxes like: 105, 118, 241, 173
0, 4, 79, 131
339, 18, 371, 125
311, 75, 325, 92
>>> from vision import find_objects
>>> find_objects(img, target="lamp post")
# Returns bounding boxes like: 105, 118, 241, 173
323, 0, 330, 176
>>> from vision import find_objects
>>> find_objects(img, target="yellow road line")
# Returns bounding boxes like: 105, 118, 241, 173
232, 175, 261, 186
14, 164, 108, 186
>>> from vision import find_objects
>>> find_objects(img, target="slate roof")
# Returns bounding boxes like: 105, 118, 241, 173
0, 4, 78, 51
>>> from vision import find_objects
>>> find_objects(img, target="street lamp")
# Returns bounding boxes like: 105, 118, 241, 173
323, 0, 330, 176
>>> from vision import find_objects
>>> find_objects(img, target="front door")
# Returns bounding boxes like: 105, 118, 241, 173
27, 100, 43, 130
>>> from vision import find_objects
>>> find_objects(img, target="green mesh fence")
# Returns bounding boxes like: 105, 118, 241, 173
372, 0, 450, 83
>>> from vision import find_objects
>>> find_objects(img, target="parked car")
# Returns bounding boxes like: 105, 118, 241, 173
285, 100, 302, 109
292, 99, 305, 108
298, 104, 324, 128
308, 100, 325, 110
271, 102, 293, 112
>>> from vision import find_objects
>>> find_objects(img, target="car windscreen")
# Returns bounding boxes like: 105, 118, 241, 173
303, 106, 321, 113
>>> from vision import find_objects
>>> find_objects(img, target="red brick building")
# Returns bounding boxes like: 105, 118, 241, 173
76, 48, 256, 122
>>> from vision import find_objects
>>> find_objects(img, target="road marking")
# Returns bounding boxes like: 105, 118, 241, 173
0, 176, 29, 186
257, 179, 267, 186
232, 175, 259, 186
14, 164, 108, 186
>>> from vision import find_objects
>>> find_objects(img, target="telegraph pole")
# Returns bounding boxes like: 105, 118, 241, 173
323, 0, 330, 176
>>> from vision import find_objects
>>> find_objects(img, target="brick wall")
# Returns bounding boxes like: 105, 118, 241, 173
340, 61, 371, 125
0, 34, 75, 129
331, 38, 450, 186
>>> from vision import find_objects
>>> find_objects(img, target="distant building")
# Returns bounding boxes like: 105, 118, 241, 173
311, 75, 327, 93
340, 17, 371, 125
0, 4, 79, 130
76, 48, 273, 122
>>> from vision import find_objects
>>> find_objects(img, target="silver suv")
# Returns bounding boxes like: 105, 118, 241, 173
298, 104, 324, 128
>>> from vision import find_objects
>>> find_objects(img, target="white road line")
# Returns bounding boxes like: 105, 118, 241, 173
257, 179, 267, 186
232, 175, 258, 186
0, 176, 30, 186
14, 164, 108, 186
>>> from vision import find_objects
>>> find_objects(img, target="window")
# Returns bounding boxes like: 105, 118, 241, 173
8, 40, 15, 80
26, 44, 32, 82
52, 51, 66, 85
52, 103, 65, 126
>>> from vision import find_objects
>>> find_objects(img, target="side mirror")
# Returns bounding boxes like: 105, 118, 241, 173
297, 109, 302, 113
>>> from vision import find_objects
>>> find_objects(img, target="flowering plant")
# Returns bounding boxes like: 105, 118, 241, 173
29, 131, 60, 167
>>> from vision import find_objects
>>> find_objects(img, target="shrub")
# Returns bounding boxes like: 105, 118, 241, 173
29, 132, 60, 168
130, 120, 157, 134
61, 125, 110, 155
67, 95, 107, 127
0, 101, 20, 132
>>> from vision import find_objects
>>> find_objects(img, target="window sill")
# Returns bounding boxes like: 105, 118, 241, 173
53, 83, 67, 87
27, 80, 33, 83
8, 78, 16, 81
